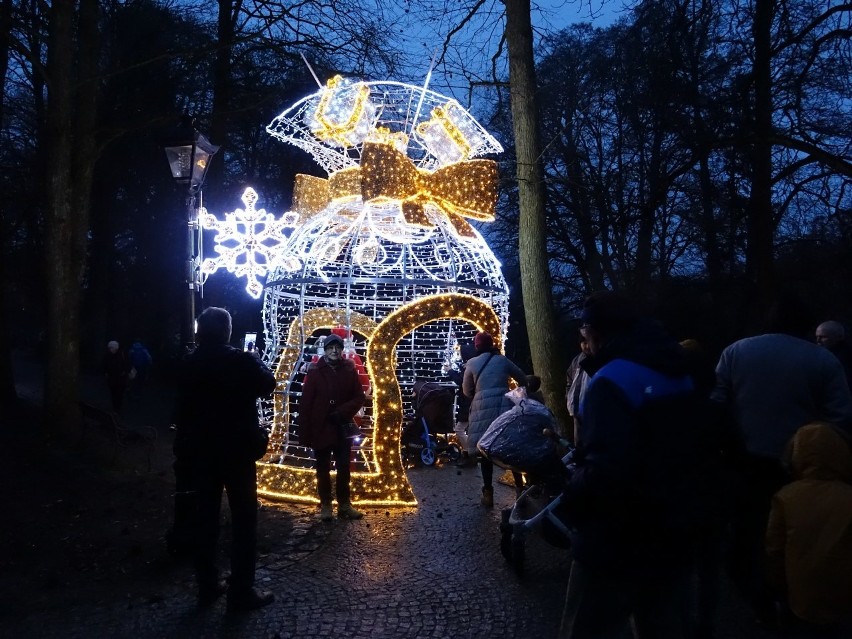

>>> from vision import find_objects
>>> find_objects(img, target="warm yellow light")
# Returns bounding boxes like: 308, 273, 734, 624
256, 294, 501, 506
415, 102, 473, 163
312, 76, 373, 148
290, 141, 497, 239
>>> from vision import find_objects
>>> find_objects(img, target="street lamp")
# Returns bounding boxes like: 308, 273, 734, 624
161, 116, 219, 353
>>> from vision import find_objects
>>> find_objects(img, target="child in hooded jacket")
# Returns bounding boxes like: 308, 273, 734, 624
765, 422, 852, 631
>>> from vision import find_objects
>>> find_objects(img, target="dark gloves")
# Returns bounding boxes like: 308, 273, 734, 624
328, 410, 345, 426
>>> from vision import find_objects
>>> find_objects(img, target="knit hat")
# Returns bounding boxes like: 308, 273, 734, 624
324, 334, 345, 349
474, 331, 494, 353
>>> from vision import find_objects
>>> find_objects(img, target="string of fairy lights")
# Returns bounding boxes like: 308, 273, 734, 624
199, 76, 511, 506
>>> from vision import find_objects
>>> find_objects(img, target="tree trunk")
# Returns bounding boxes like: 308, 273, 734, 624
0, 0, 17, 413
503, 0, 571, 431
206, 0, 236, 200
43, 0, 100, 438
72, 0, 101, 363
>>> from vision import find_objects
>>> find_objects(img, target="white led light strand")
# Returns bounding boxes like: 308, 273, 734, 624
198, 77, 511, 506
200, 187, 295, 298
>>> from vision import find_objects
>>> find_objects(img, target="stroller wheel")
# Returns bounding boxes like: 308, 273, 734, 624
420, 447, 436, 466
446, 443, 461, 463
511, 535, 525, 577
499, 523, 513, 562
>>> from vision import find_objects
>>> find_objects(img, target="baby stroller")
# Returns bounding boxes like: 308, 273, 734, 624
401, 380, 462, 466
477, 390, 575, 577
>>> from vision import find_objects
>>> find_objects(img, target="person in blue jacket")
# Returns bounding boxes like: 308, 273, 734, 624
559, 291, 715, 639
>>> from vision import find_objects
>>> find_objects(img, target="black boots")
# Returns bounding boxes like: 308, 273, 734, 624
227, 588, 275, 612
198, 579, 228, 607
456, 452, 476, 468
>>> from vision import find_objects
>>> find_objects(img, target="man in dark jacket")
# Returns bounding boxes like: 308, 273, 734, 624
173, 307, 277, 612
559, 291, 712, 639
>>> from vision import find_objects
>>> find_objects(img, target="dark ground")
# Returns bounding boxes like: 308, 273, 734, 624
0, 351, 324, 625
4, 349, 851, 638
1, 402, 186, 618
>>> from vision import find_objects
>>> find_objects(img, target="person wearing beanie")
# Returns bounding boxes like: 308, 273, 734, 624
462, 331, 527, 507
473, 331, 494, 353
297, 332, 366, 521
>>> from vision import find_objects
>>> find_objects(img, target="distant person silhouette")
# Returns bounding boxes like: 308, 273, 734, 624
102, 340, 130, 413
128, 340, 152, 395
816, 320, 852, 391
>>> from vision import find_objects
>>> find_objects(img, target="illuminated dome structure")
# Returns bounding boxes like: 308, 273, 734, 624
220, 77, 510, 506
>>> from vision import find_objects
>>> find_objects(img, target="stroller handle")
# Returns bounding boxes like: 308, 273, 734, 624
542, 428, 572, 449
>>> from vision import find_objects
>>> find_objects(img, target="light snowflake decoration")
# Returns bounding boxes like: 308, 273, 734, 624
199, 187, 296, 298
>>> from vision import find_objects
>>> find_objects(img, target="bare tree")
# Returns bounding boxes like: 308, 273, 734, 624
503, 0, 566, 425
0, 0, 15, 411
39, 0, 102, 436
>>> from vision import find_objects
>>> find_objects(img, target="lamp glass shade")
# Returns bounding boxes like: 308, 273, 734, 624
190, 136, 216, 187
162, 129, 219, 188
164, 144, 195, 181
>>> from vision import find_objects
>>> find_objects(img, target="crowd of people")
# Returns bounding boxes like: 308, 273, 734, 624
553, 291, 852, 638
161, 295, 852, 634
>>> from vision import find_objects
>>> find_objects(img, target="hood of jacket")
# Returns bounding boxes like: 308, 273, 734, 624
790, 422, 852, 482
581, 318, 689, 379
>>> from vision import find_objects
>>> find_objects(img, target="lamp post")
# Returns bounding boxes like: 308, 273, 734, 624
161, 116, 219, 353
161, 116, 219, 559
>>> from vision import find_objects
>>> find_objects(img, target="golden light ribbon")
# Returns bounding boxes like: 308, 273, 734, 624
291, 142, 498, 238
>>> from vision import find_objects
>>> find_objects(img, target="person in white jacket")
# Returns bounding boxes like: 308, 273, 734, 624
463, 331, 527, 508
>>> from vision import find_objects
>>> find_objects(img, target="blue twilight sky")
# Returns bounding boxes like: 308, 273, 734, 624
385, 0, 627, 109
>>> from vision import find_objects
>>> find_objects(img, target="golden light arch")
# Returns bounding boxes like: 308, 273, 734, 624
256, 293, 501, 506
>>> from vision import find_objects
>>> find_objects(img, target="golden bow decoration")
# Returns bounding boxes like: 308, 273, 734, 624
292, 142, 498, 238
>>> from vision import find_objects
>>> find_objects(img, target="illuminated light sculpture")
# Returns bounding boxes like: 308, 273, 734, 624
203, 79, 511, 506
308, 75, 375, 148
200, 187, 294, 298
256, 294, 502, 505
415, 100, 492, 165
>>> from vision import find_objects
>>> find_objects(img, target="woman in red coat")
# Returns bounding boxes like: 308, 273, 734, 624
297, 333, 366, 521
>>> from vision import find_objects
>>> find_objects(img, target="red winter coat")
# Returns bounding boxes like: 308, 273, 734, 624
297, 356, 365, 450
